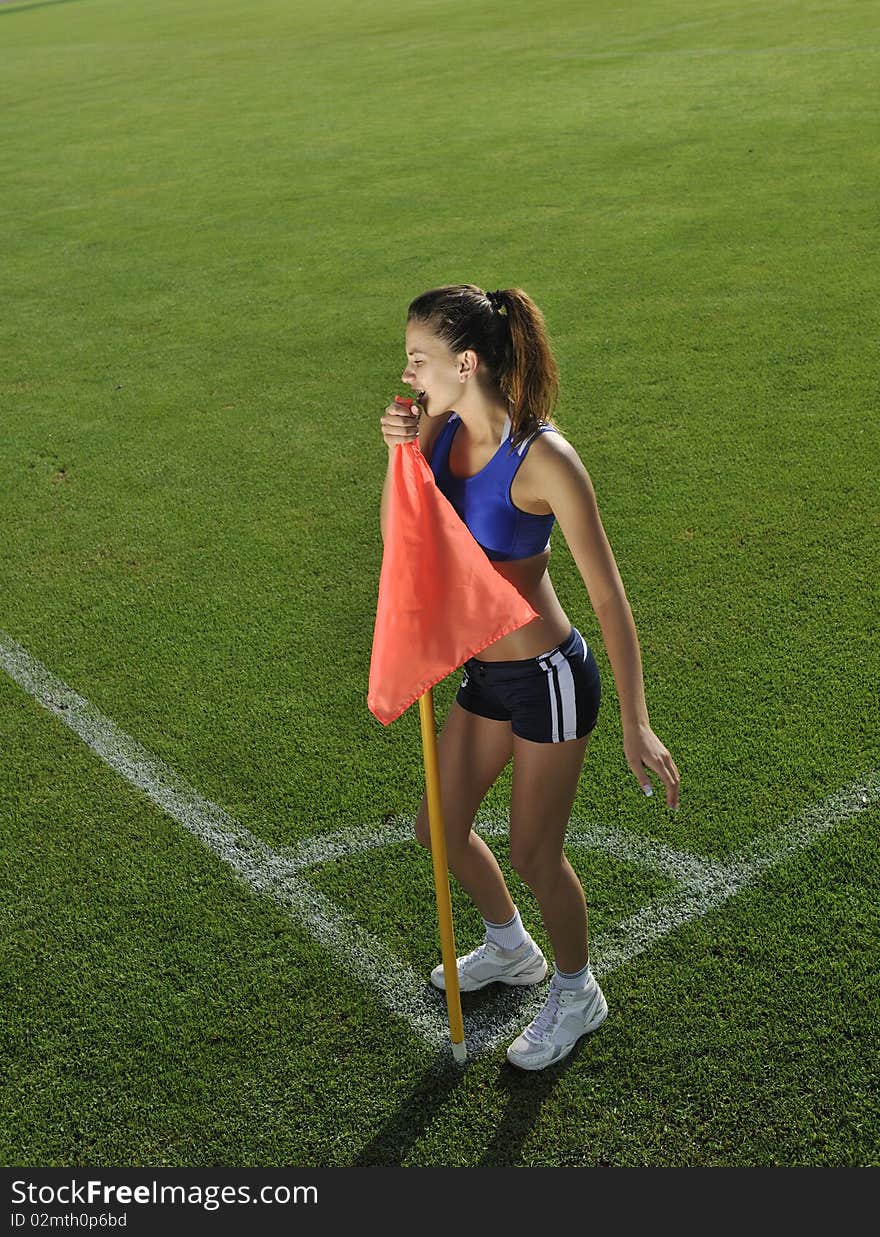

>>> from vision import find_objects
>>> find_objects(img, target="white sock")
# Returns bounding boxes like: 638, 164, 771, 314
552, 961, 592, 991
483, 907, 529, 951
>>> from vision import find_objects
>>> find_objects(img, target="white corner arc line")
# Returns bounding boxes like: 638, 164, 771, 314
0, 631, 446, 1051
2, 630, 878, 1060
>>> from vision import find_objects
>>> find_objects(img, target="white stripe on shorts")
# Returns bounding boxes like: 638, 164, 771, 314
540, 647, 579, 742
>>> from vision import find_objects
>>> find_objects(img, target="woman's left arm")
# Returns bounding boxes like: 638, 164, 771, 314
534, 437, 681, 811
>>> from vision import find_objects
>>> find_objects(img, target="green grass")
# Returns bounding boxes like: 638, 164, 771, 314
1, 0, 878, 1166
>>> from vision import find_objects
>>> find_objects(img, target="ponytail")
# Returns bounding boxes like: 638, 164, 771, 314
493, 288, 560, 449
407, 283, 560, 450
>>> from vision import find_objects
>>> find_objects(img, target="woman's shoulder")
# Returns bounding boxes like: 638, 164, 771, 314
529, 422, 582, 465
518, 423, 593, 496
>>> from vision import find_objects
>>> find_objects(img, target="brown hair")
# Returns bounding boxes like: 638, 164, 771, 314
406, 283, 560, 451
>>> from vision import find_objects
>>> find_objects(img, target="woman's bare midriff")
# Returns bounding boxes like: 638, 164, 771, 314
472, 547, 573, 661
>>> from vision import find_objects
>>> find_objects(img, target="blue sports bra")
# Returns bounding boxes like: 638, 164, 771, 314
429, 412, 559, 562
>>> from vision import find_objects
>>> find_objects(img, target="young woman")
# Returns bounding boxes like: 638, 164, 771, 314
379, 284, 680, 1070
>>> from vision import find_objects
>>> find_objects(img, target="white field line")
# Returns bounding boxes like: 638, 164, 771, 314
0, 632, 447, 1049
2, 630, 878, 1060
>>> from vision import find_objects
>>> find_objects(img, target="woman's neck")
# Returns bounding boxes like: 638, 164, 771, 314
453, 392, 510, 445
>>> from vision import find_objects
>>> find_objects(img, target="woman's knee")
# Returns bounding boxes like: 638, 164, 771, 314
415, 799, 468, 853
414, 798, 477, 864
509, 842, 563, 892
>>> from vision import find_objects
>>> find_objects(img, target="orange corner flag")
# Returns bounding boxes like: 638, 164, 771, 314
368, 429, 539, 726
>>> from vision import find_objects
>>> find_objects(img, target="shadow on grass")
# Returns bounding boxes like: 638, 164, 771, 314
352, 1044, 466, 1166
1, 0, 88, 17
353, 983, 590, 1166
477, 1049, 584, 1166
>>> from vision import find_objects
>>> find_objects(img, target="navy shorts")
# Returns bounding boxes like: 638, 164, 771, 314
456, 627, 601, 743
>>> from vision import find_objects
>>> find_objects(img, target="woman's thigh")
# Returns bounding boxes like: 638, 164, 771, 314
415, 701, 513, 848
508, 732, 591, 867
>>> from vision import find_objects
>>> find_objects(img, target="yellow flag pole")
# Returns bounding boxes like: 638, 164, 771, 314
418, 688, 467, 1062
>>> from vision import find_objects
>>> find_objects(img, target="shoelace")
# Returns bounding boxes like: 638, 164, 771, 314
524, 984, 565, 1044
457, 938, 532, 976
458, 942, 492, 970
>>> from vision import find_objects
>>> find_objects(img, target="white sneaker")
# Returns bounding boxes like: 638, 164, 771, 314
430, 935, 548, 993
506, 970, 608, 1070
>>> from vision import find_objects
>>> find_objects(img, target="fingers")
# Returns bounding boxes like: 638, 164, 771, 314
661, 759, 680, 812
645, 753, 680, 812
380, 399, 421, 447
627, 758, 656, 800
631, 750, 680, 812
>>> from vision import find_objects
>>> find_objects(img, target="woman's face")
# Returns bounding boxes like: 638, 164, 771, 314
401, 322, 463, 417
